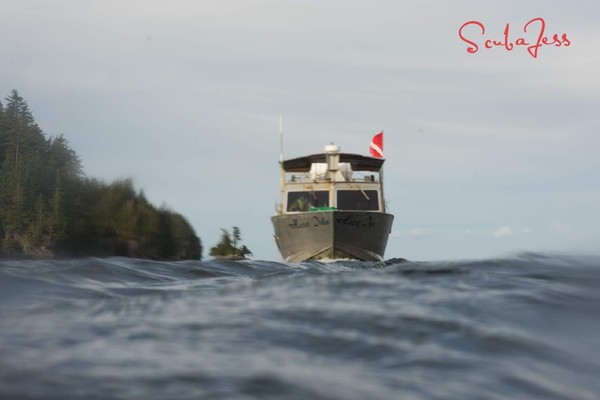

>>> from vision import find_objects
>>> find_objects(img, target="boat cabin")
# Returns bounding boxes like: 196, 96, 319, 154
277, 144, 386, 214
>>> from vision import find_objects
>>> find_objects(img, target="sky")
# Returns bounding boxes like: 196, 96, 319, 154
1, 0, 599, 261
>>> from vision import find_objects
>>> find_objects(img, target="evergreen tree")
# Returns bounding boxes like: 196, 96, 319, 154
209, 229, 234, 257
0, 99, 4, 160
0, 90, 202, 260
232, 226, 241, 248
0, 90, 42, 247
239, 245, 252, 258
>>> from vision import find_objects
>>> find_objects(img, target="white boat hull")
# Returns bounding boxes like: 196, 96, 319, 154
272, 211, 394, 262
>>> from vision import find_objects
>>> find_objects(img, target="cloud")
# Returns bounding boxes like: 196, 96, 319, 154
408, 228, 432, 238
391, 228, 434, 239
491, 226, 532, 238
491, 226, 513, 238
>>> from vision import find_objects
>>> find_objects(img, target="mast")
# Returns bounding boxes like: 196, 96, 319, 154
279, 112, 284, 162
278, 113, 285, 214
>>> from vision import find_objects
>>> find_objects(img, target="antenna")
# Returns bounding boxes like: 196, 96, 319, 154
279, 112, 284, 162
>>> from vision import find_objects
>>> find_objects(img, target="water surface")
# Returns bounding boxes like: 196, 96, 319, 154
1, 253, 599, 399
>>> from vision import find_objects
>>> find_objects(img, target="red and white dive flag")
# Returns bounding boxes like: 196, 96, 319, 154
369, 131, 384, 158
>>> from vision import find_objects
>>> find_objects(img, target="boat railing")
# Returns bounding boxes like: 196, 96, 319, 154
286, 173, 379, 184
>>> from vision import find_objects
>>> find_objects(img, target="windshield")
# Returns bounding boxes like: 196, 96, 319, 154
287, 191, 329, 212
337, 190, 379, 211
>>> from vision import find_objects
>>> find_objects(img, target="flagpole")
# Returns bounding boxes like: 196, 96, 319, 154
380, 130, 386, 213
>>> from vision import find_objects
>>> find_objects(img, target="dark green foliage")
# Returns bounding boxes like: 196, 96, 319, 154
60, 178, 202, 260
0, 90, 202, 260
209, 227, 252, 258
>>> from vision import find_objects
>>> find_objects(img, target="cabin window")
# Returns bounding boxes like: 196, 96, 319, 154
287, 191, 329, 212
337, 190, 379, 211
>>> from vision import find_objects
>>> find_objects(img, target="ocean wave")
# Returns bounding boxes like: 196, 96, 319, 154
1, 252, 599, 399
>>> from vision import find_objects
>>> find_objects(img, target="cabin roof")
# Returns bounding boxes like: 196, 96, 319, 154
281, 153, 385, 172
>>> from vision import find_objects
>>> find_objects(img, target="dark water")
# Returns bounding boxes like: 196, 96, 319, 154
1, 253, 599, 400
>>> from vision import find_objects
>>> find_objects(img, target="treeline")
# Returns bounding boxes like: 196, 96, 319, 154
0, 90, 201, 260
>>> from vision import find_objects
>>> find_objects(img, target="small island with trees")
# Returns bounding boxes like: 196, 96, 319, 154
0, 90, 251, 261
209, 227, 253, 260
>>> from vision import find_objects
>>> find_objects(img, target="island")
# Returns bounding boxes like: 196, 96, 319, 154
0, 90, 202, 260
209, 227, 253, 260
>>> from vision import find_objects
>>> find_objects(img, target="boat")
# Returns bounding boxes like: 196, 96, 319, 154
272, 143, 394, 262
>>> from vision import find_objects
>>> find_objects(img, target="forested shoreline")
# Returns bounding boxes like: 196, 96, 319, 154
0, 90, 202, 260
